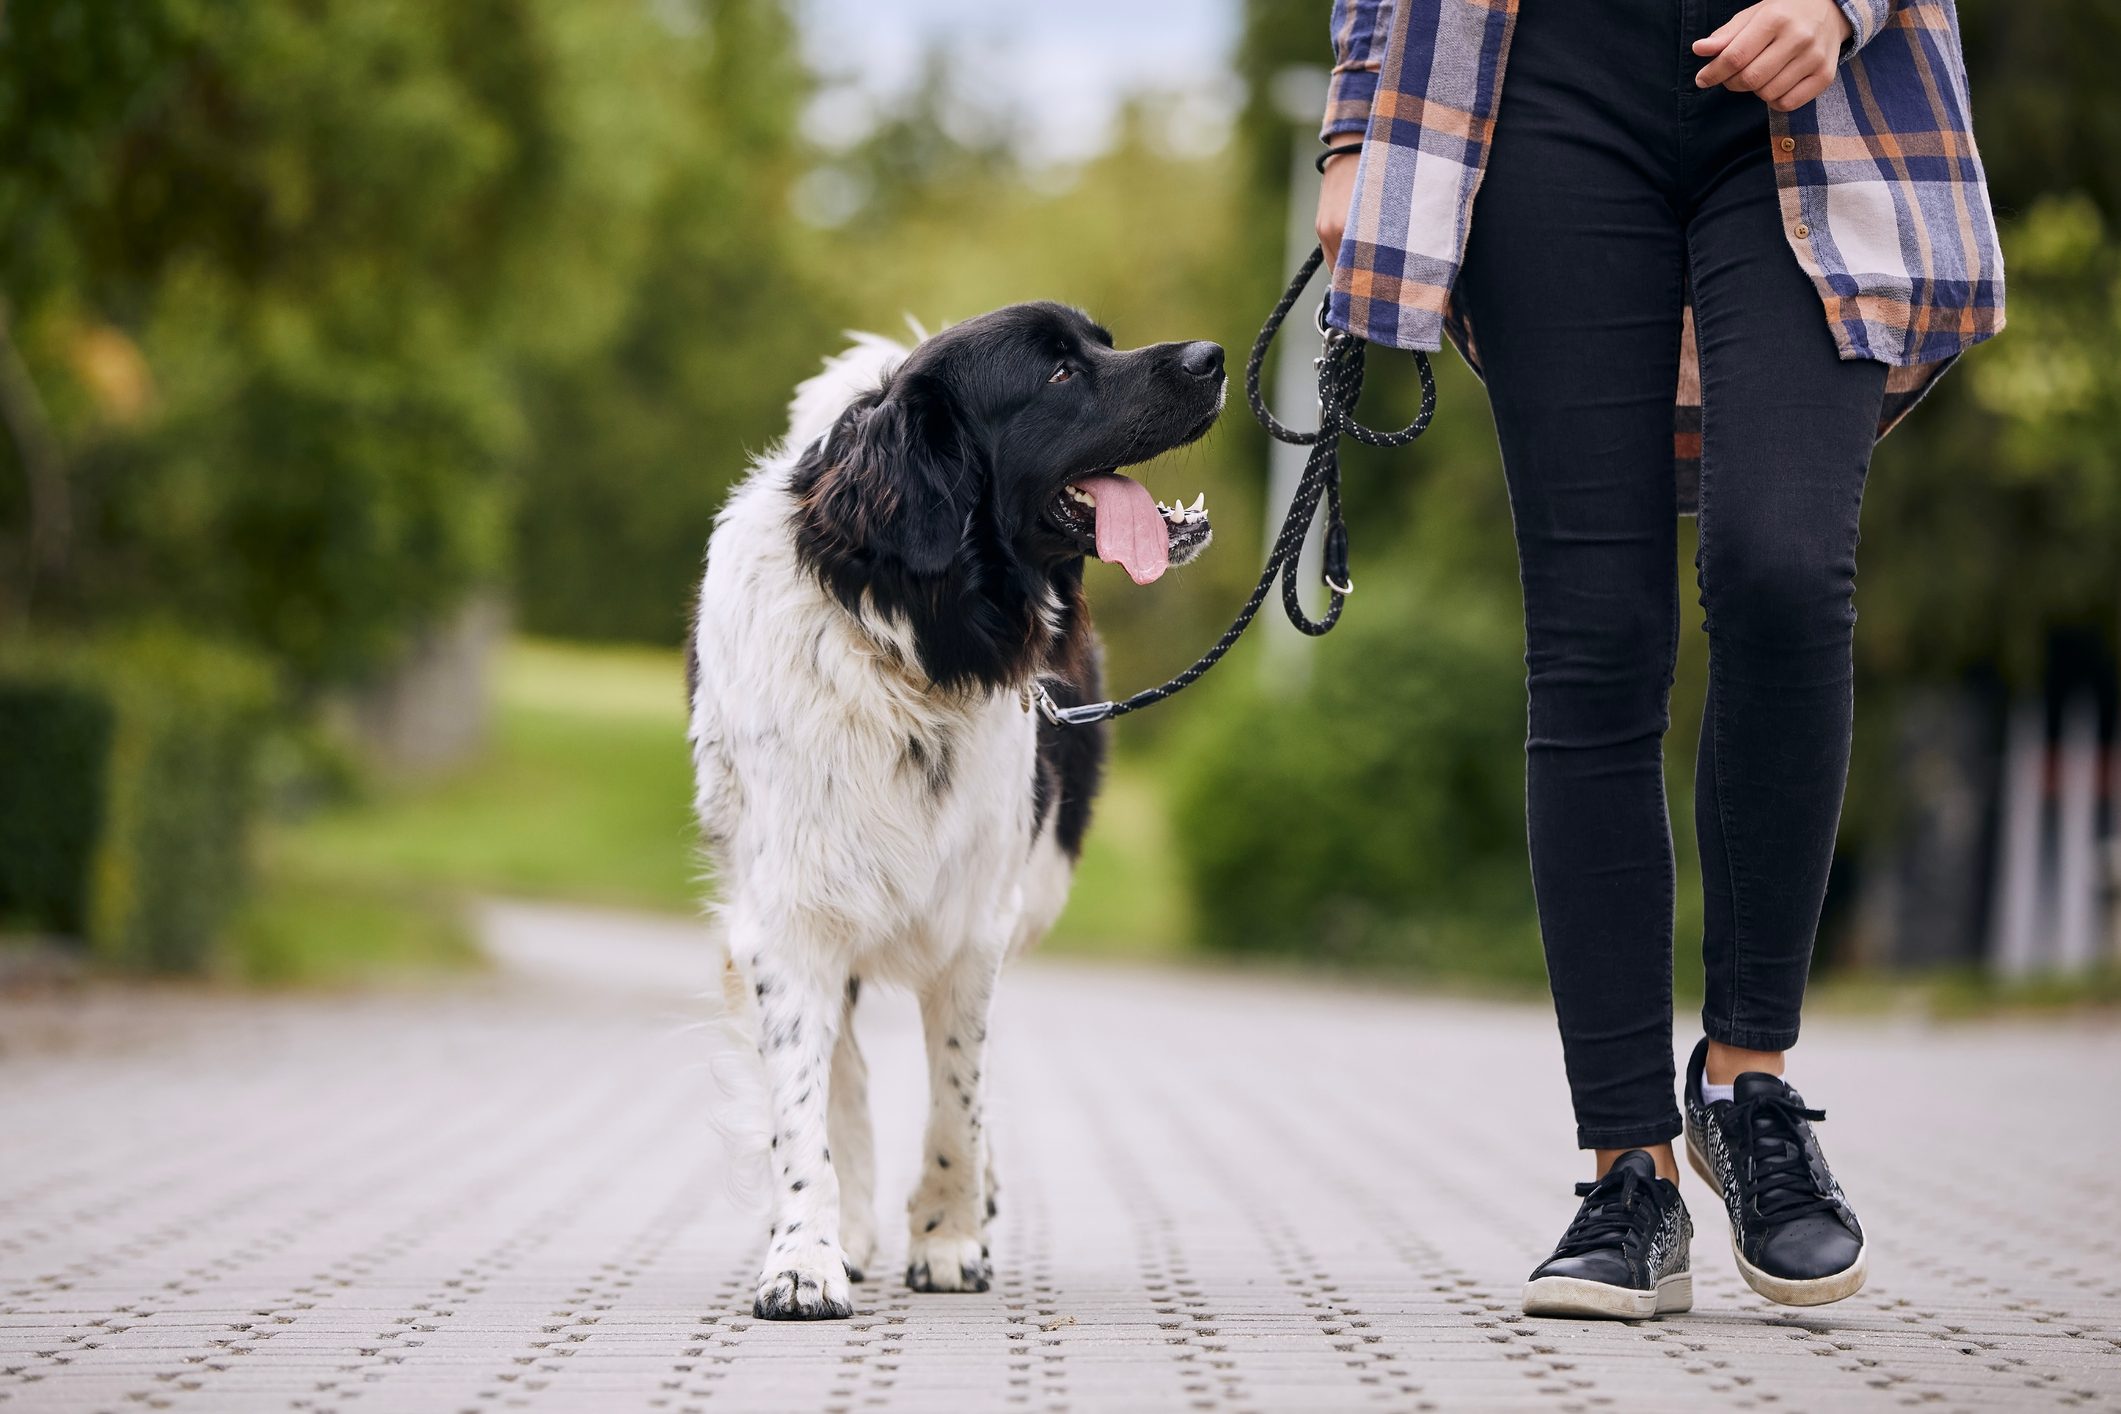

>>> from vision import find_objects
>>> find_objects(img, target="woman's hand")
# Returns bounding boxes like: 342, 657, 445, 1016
1692, 0, 1854, 113
1315, 145, 1361, 258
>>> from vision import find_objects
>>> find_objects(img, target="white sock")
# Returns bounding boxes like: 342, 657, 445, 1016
1700, 1077, 1735, 1106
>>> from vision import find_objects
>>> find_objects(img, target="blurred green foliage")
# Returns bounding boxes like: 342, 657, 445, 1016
0, 630, 271, 971
511, 0, 843, 643
0, 678, 109, 937
1860, 194, 2121, 686
1168, 579, 1545, 981
0, 0, 823, 685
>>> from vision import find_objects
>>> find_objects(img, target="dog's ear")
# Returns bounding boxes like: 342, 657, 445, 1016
801, 382, 980, 578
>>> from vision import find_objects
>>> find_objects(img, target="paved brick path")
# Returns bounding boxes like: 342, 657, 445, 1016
3, 901, 2117, 1412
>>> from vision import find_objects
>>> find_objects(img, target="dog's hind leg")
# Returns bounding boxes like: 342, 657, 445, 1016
905, 947, 1002, 1294
733, 924, 855, 1320
983, 1145, 1000, 1225
828, 976, 877, 1282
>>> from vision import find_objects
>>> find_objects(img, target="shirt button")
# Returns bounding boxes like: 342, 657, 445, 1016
1795, 222, 1811, 238
1780, 136, 1796, 152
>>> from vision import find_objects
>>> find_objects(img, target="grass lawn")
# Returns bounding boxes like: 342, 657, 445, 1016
237, 637, 2119, 1013
228, 865, 484, 987
251, 637, 1194, 974
235, 635, 2121, 1017
278, 640, 703, 913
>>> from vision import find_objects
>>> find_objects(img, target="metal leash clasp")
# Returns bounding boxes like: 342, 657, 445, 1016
1032, 680, 1116, 727
1311, 301, 1344, 389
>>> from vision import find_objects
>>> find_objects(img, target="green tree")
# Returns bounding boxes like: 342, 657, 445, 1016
512, 0, 841, 644
0, 0, 719, 686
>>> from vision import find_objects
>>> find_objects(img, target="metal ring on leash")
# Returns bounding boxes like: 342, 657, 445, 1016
1035, 246, 1435, 728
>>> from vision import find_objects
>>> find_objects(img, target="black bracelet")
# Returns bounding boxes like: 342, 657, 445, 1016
1314, 142, 1364, 173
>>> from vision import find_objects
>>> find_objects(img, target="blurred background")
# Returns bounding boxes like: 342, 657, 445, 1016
1, 0, 2115, 1002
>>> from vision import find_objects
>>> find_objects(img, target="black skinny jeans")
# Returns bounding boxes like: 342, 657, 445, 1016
1454, 0, 1888, 1148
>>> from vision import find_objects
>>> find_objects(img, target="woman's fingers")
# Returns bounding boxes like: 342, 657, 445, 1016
1754, 54, 1815, 108
1768, 66, 1835, 112
1694, 15, 1771, 88
1691, 11, 1744, 57
1693, 0, 1844, 109
1729, 33, 1806, 93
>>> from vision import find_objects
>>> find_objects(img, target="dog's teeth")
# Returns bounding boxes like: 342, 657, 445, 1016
1190, 493, 1205, 513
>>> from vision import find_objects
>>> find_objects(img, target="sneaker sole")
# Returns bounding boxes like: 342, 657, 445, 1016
1522, 1270, 1692, 1320
1686, 1134, 1869, 1307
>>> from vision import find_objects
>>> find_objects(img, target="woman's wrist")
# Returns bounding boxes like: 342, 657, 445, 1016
1317, 140, 1364, 174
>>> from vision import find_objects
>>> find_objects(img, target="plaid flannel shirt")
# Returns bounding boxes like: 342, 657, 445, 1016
1323, 0, 2005, 504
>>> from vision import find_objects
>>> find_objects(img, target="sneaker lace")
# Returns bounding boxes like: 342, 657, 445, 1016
1551, 1166, 1657, 1259
1734, 1091, 1836, 1223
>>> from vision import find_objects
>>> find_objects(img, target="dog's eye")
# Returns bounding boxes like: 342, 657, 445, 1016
1048, 364, 1073, 385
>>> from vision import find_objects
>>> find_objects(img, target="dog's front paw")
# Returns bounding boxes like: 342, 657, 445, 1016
905, 1232, 992, 1294
753, 1251, 854, 1320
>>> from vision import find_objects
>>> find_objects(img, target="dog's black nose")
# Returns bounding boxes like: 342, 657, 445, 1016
1179, 341, 1225, 379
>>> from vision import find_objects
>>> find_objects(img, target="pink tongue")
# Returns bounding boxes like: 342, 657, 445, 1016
1076, 473, 1169, 585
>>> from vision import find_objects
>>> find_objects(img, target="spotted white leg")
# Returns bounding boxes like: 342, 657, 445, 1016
905, 949, 1001, 1293
828, 977, 877, 1282
737, 935, 853, 1320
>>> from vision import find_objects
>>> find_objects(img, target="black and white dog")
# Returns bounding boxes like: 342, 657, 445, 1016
688, 304, 1222, 1319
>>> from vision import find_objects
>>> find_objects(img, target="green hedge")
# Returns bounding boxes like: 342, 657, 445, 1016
1165, 577, 1547, 984
0, 681, 114, 937
0, 632, 273, 973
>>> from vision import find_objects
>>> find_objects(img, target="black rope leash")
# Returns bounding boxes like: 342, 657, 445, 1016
1034, 245, 1436, 728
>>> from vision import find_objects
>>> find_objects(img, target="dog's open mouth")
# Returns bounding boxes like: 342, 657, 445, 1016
1047, 472, 1212, 585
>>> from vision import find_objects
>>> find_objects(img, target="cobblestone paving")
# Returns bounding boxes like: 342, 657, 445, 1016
3, 901, 2117, 1413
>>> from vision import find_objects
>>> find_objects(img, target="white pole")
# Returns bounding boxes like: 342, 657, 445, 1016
2054, 693, 2100, 973
2111, 594, 2121, 968
1261, 65, 1331, 691
2110, 676, 2121, 967
1989, 699, 2048, 979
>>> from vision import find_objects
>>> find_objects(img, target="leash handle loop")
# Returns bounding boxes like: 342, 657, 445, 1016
1036, 246, 1435, 727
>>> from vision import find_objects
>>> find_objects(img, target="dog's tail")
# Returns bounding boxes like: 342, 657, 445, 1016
785, 330, 915, 452
702, 921, 774, 1211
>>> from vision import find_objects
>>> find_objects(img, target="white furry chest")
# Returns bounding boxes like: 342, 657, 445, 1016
690, 476, 1039, 968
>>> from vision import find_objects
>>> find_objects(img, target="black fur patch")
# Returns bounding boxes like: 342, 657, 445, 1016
790, 394, 1071, 694
1031, 636, 1107, 860
903, 731, 955, 796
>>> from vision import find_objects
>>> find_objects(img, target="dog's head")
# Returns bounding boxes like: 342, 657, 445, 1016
792, 303, 1224, 689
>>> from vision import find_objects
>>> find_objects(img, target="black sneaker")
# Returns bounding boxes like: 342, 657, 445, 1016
1523, 1149, 1694, 1319
1684, 1038, 1867, 1306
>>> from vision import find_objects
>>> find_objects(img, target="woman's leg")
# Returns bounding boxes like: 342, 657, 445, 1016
1453, 0, 1689, 1156
1669, 47, 1882, 1309
1682, 80, 1887, 1060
